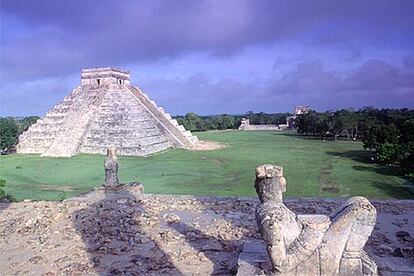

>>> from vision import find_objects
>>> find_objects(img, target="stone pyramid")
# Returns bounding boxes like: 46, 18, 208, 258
17, 68, 198, 157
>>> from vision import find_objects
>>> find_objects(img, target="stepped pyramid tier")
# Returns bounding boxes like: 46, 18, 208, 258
17, 67, 198, 157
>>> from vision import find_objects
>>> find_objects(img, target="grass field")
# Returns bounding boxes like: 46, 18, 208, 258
0, 131, 413, 201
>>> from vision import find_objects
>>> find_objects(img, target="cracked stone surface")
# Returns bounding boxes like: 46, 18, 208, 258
0, 192, 413, 275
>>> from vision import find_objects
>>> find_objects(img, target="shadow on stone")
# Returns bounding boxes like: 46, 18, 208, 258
71, 186, 180, 275
70, 147, 179, 275
0, 202, 10, 214
169, 221, 242, 275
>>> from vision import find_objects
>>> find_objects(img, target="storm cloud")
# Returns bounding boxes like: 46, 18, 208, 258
1, 0, 414, 116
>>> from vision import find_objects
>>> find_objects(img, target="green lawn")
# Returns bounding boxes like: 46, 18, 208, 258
0, 131, 413, 201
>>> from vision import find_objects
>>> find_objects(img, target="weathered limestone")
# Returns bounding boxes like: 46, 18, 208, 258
286, 105, 311, 127
238, 118, 280, 131
102, 146, 144, 201
17, 67, 198, 157
104, 146, 119, 188
254, 164, 377, 275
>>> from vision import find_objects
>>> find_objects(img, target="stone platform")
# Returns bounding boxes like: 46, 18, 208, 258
1, 194, 413, 275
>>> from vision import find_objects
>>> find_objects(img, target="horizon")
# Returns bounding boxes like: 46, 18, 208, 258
1, 0, 414, 117
3, 106, 414, 119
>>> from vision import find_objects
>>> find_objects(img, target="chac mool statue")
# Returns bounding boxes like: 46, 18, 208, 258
254, 164, 377, 275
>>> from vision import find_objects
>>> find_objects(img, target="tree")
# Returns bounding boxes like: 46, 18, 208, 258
400, 119, 414, 144
329, 111, 347, 141
0, 118, 19, 152
184, 112, 201, 131
315, 113, 330, 138
245, 111, 254, 121
295, 111, 318, 136
376, 143, 401, 164
213, 114, 236, 130
362, 122, 399, 150
399, 119, 414, 171
19, 116, 40, 132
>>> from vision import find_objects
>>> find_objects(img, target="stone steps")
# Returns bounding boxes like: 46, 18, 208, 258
17, 71, 197, 156
41, 87, 104, 157
86, 129, 162, 139
79, 87, 174, 156
81, 139, 171, 156
127, 86, 198, 148
16, 88, 83, 154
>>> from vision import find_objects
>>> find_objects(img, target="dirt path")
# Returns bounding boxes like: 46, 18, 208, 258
190, 140, 228, 151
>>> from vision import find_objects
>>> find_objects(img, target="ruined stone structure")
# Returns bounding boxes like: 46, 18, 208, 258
294, 105, 310, 115
17, 67, 198, 157
238, 118, 280, 131
253, 164, 377, 275
286, 105, 311, 127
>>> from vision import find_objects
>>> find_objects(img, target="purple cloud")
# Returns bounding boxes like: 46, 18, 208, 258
267, 59, 414, 110
2, 0, 414, 80
1, 0, 414, 116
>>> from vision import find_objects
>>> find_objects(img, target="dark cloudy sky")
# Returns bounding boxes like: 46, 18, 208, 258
1, 0, 414, 116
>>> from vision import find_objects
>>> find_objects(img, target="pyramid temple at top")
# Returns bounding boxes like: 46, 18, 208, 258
17, 67, 198, 157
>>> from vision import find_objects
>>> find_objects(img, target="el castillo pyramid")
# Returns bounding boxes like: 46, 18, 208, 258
17, 67, 198, 157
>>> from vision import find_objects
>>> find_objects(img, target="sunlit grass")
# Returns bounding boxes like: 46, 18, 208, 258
0, 131, 412, 201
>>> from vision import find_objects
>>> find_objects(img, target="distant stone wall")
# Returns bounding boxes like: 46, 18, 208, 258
238, 118, 280, 131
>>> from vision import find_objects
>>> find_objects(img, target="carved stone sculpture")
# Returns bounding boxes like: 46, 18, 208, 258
104, 146, 119, 188
255, 164, 377, 275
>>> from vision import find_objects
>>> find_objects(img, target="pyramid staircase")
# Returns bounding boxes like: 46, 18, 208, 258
16, 88, 81, 154
17, 68, 198, 157
128, 86, 198, 147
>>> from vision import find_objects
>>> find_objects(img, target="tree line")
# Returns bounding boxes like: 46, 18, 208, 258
0, 116, 40, 153
174, 112, 290, 132
1, 108, 413, 172
295, 107, 414, 171
0, 112, 287, 152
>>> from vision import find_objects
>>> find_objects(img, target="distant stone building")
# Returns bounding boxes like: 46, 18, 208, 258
17, 68, 198, 157
286, 105, 310, 127
238, 118, 280, 131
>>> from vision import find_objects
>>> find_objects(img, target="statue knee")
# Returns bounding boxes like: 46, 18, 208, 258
345, 196, 376, 222
335, 197, 376, 222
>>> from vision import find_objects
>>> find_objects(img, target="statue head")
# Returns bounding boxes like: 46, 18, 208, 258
107, 146, 117, 160
255, 164, 286, 203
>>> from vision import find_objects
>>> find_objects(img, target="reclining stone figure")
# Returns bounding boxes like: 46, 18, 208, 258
255, 164, 377, 275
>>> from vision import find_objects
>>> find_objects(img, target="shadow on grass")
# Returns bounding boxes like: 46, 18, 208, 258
326, 150, 414, 199
326, 150, 373, 163
353, 165, 397, 176
370, 181, 414, 199
277, 132, 353, 142
353, 166, 414, 199
277, 132, 330, 141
